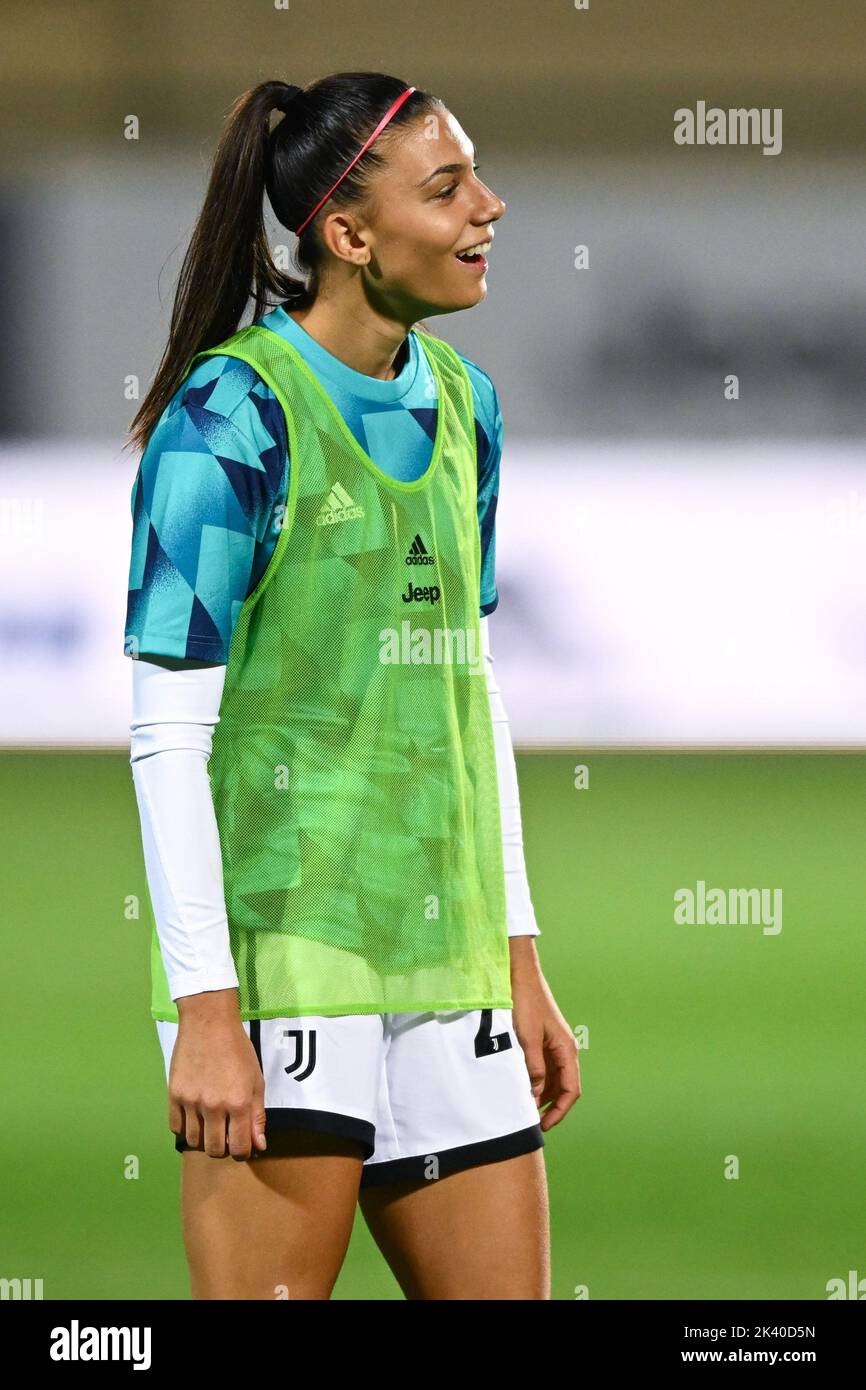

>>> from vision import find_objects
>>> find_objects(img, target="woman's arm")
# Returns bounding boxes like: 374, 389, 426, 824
481, 616, 582, 1131
129, 655, 239, 1001
481, 615, 540, 939
131, 654, 268, 1159
125, 352, 289, 1158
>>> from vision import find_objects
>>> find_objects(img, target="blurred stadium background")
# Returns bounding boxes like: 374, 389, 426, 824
1, 0, 864, 1300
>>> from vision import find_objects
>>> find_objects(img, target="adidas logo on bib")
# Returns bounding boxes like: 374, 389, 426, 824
405, 533, 435, 565
316, 481, 365, 526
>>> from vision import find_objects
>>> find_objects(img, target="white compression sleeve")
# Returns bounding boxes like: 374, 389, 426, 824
481, 615, 541, 938
129, 658, 239, 1001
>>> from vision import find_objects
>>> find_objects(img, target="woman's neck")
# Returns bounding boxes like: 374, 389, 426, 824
287, 297, 411, 381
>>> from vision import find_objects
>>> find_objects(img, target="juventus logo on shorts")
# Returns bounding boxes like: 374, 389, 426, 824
281, 1028, 317, 1081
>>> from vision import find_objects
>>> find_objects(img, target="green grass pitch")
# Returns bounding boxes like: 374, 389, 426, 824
1, 750, 863, 1300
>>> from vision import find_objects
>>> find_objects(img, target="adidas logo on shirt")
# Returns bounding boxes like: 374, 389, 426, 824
316, 481, 365, 527
405, 533, 435, 566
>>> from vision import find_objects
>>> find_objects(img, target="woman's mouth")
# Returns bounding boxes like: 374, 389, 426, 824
453, 240, 489, 272
455, 240, 491, 272
456, 253, 488, 272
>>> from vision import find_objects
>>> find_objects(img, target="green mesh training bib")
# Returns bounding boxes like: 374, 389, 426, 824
149, 323, 512, 1021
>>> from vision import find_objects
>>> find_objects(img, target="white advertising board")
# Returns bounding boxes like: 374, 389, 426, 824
1, 440, 865, 747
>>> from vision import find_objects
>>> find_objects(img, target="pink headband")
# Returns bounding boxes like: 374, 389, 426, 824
294, 86, 417, 236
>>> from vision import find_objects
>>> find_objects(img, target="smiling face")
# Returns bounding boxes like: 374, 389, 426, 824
318, 106, 507, 319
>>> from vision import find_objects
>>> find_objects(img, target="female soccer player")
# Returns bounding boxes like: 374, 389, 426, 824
125, 71, 580, 1300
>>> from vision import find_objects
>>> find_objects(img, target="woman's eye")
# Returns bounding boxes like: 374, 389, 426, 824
435, 163, 481, 199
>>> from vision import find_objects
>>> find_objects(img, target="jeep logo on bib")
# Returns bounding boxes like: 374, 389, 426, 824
402, 582, 441, 604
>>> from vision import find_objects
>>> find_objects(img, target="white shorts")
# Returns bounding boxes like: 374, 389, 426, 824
156, 1007, 544, 1185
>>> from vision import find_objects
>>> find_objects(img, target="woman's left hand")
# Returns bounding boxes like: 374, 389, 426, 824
508, 937, 582, 1132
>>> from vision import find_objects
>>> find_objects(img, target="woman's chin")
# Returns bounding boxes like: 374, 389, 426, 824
423, 281, 488, 315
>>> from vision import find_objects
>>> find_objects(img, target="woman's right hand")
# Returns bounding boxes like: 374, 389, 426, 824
169, 989, 267, 1160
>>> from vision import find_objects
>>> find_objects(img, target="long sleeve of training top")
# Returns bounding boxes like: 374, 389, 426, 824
480, 617, 542, 942
129, 658, 239, 999
130, 615, 540, 1004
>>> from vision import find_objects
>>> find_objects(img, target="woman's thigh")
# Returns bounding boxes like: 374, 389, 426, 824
181, 1130, 365, 1300
359, 1147, 550, 1300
